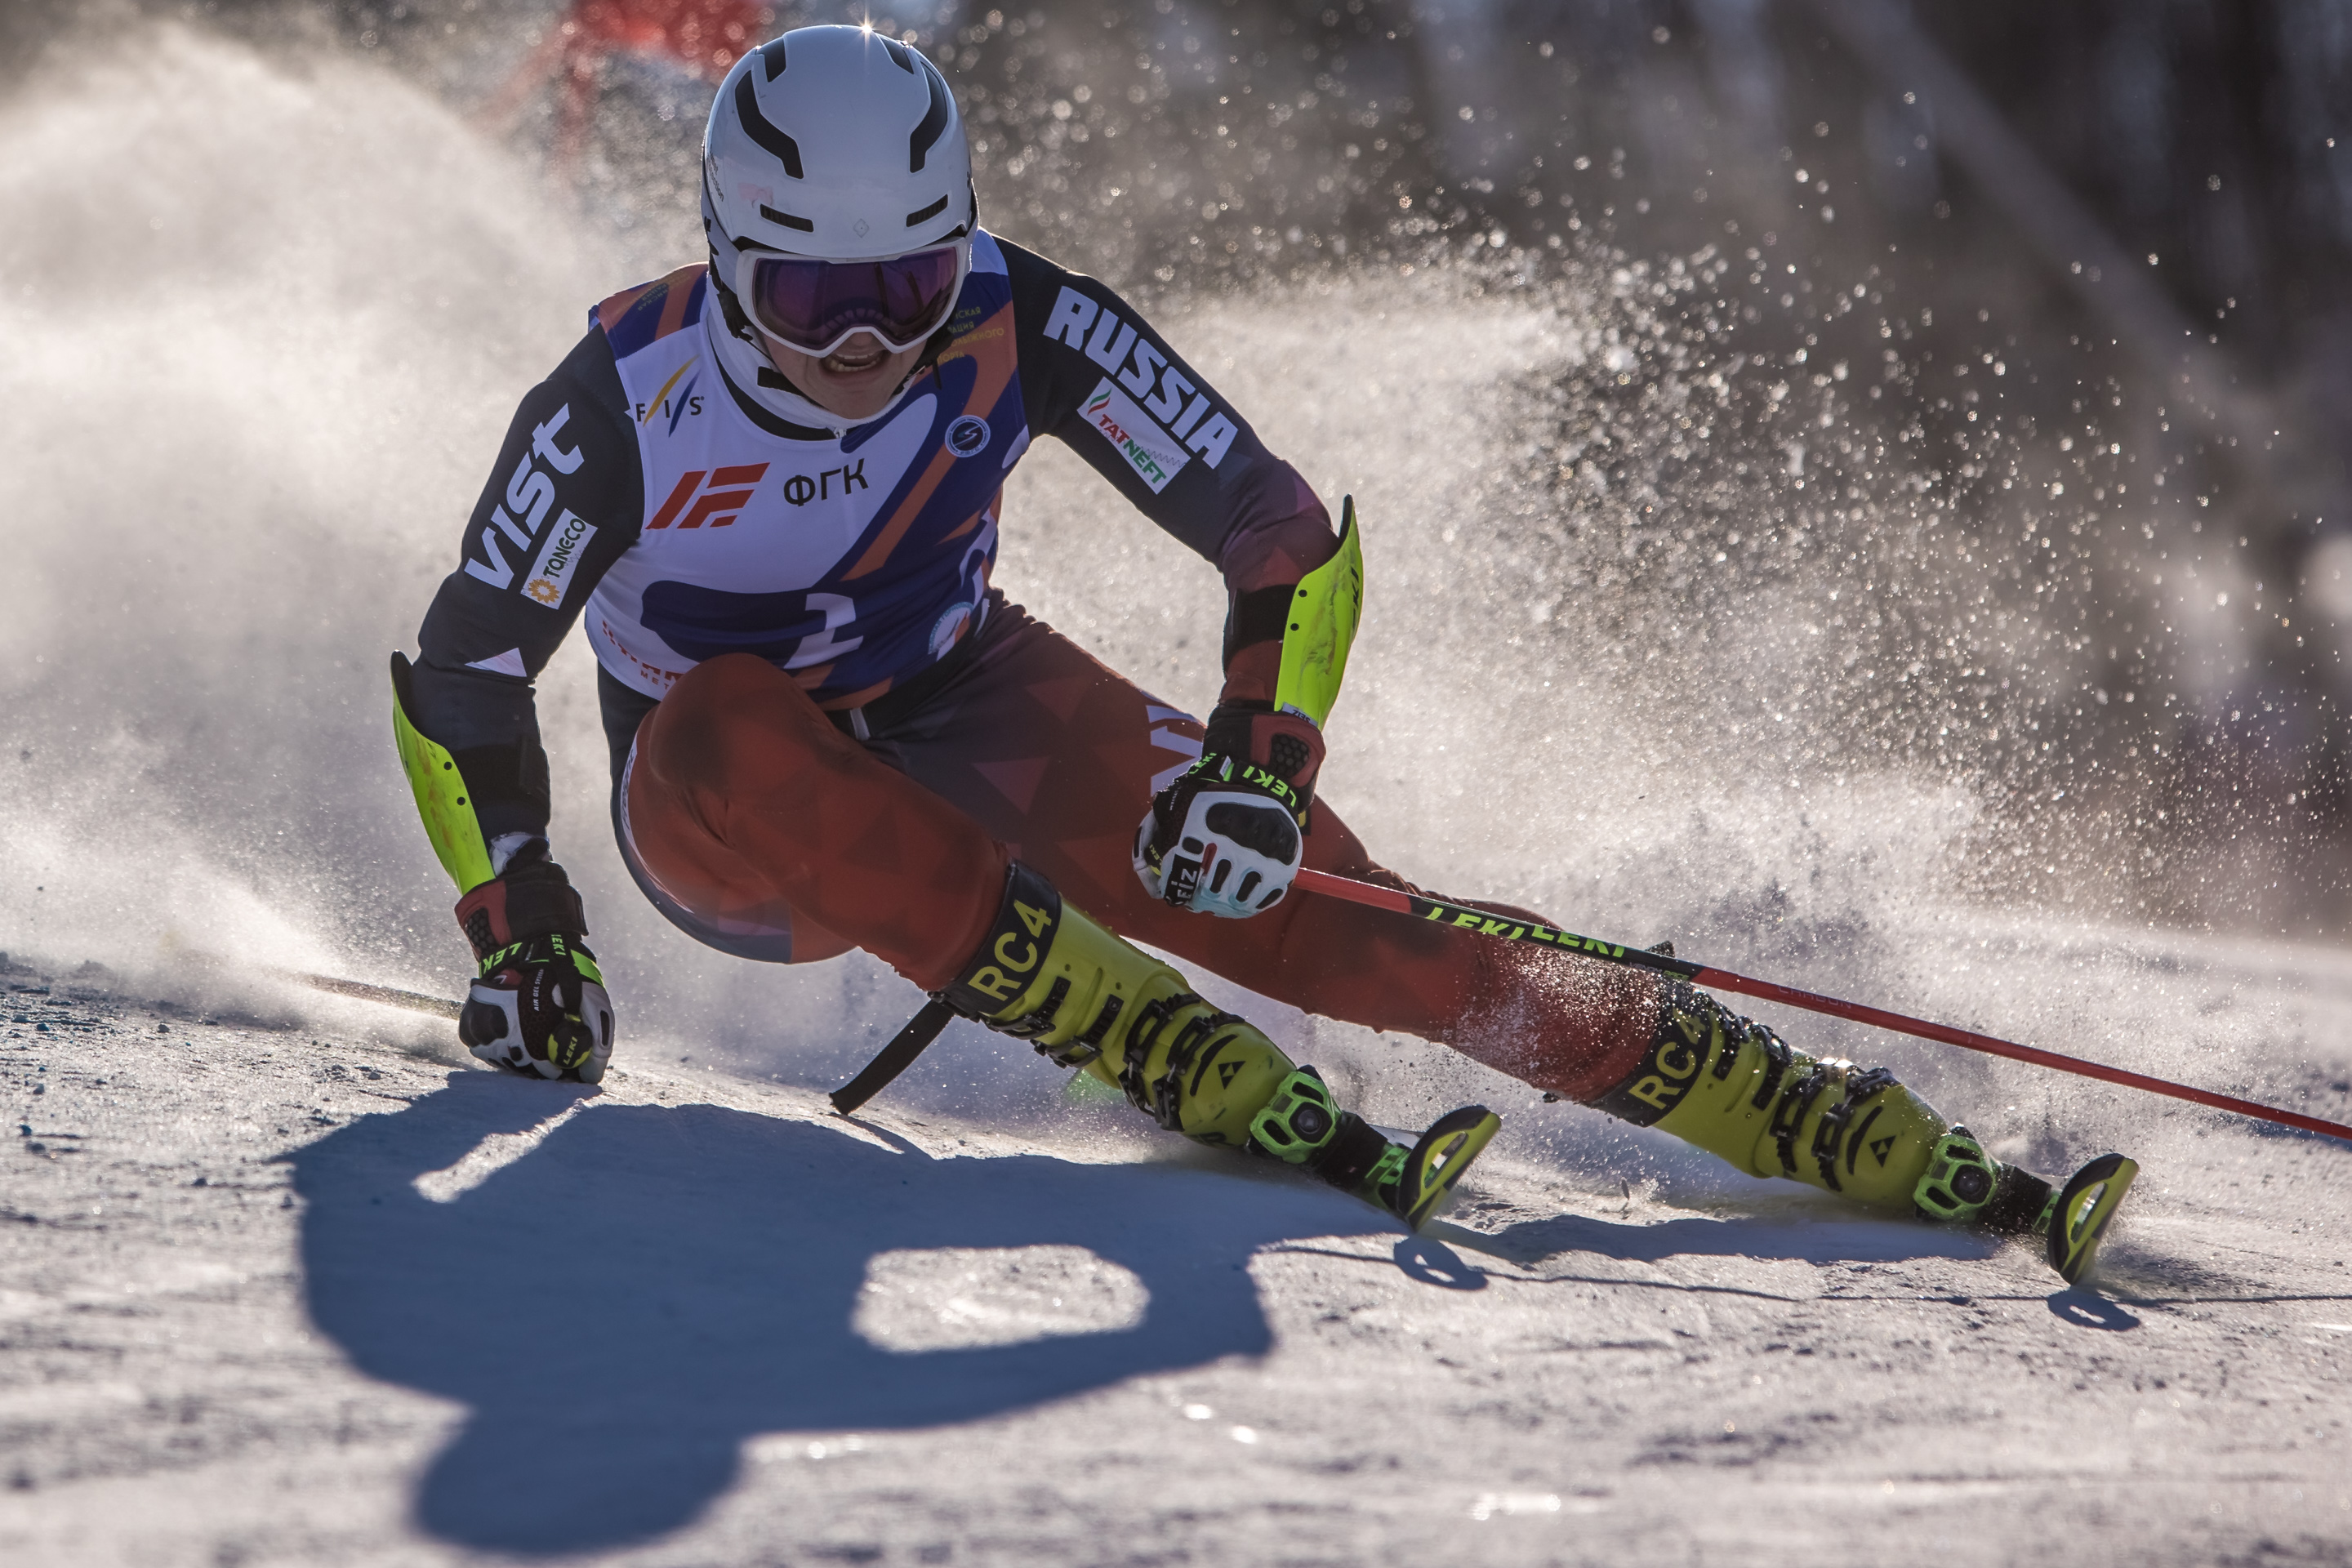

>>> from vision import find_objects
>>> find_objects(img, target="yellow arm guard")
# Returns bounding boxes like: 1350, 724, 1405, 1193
1272, 495, 1365, 731
390, 653, 496, 894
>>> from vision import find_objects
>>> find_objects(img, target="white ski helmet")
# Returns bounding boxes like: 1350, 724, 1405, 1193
702, 25, 974, 359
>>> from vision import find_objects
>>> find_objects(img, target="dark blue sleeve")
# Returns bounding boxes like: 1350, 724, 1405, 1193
408, 327, 644, 840
998, 239, 1335, 708
999, 239, 1330, 575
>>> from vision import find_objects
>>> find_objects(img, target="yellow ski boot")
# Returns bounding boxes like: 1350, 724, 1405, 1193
946, 863, 1498, 1227
1592, 981, 2134, 1282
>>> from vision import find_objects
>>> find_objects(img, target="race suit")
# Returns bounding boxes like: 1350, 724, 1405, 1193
406, 230, 1659, 1100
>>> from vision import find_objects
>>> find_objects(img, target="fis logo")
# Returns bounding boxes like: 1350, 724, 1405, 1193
635, 357, 705, 434
465, 405, 585, 595
1080, 380, 1191, 494
1043, 286, 1238, 469
648, 465, 769, 530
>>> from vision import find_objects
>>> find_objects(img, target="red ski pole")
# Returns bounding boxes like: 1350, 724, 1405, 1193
1295, 866, 2352, 1144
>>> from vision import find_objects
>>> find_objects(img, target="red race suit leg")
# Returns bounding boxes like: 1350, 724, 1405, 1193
621, 601, 1659, 1101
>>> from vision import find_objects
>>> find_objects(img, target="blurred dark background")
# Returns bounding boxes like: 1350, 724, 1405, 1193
9, 0, 2350, 929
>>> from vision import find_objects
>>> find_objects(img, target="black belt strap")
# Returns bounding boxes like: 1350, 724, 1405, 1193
830, 996, 959, 1115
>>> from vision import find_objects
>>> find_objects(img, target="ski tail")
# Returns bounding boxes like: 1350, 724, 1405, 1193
2047, 1152, 2137, 1285
1389, 1105, 1501, 1229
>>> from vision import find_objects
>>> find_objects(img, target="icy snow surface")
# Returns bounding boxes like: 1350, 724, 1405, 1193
3, 21, 2351, 1568
5, 964, 2352, 1567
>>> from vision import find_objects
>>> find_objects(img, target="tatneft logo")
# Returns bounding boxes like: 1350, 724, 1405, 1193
647, 465, 771, 530
1080, 379, 1190, 494
636, 356, 705, 436
1041, 286, 1238, 470
465, 404, 585, 593
946, 414, 991, 457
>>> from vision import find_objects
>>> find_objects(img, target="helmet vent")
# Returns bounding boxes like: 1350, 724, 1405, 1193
757, 203, 814, 233
909, 63, 952, 172
757, 37, 788, 79
905, 194, 947, 227
733, 74, 804, 180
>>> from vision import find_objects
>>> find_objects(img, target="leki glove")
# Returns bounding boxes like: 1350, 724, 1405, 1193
460, 933, 614, 1083
1133, 702, 1321, 919
451, 844, 614, 1083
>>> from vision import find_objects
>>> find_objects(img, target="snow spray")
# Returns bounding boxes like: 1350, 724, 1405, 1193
0, 16, 2343, 1194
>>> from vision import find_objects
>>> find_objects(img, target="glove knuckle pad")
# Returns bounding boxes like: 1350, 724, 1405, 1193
1132, 742, 1307, 918
460, 938, 614, 1077
1200, 798, 1298, 863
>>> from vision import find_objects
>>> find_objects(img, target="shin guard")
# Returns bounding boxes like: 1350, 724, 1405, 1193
942, 863, 1299, 1148
1592, 981, 1964, 1215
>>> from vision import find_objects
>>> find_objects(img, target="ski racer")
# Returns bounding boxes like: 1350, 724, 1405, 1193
391, 24, 2122, 1258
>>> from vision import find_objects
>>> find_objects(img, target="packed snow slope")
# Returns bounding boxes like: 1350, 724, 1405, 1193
5, 958, 2352, 1568
4, 21, 2352, 1568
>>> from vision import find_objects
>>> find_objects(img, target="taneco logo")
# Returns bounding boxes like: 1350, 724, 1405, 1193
647, 465, 770, 530
523, 508, 594, 606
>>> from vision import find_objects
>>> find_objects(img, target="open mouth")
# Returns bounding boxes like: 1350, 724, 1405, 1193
822, 339, 889, 375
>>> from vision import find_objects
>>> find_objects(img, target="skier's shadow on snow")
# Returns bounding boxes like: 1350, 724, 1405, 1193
290, 1071, 1356, 1557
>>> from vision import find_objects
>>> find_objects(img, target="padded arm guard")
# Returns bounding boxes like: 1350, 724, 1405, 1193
390, 652, 495, 893
1272, 496, 1365, 730
393, 653, 587, 962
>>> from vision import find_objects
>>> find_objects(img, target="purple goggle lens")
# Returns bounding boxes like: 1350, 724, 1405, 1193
744, 247, 963, 356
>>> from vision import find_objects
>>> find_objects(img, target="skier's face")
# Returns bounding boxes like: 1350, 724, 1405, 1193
763, 330, 928, 421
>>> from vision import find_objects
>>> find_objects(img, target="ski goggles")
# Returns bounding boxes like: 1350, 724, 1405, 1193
732, 237, 969, 359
